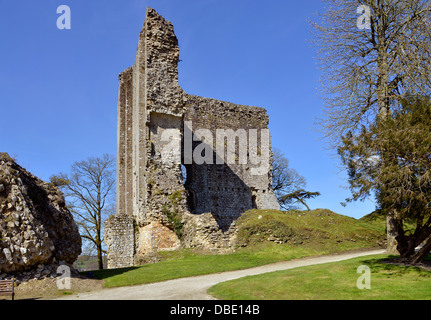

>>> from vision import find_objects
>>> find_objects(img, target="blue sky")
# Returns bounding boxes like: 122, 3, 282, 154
0, 0, 376, 219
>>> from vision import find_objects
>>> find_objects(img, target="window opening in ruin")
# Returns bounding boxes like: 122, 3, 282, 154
181, 164, 187, 185
187, 189, 197, 212
181, 164, 198, 212
252, 195, 258, 209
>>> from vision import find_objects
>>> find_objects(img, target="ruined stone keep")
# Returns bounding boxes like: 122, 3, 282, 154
105, 7, 280, 269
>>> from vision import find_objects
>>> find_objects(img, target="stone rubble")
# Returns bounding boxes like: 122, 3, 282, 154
0, 153, 81, 281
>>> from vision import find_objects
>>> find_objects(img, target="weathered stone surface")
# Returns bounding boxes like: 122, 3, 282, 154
0, 153, 81, 277
106, 7, 279, 268
104, 214, 134, 269
138, 221, 181, 255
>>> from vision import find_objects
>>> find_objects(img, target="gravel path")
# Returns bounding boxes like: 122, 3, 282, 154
58, 249, 385, 300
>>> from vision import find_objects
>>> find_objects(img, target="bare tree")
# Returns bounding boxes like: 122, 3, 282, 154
313, 0, 431, 143
311, 0, 431, 253
50, 154, 116, 270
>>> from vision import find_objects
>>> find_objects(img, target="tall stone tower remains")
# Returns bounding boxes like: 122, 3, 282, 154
105, 7, 280, 269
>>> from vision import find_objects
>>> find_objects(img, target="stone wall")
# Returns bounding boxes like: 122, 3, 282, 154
0, 153, 81, 277
106, 7, 280, 268
105, 215, 134, 269
183, 96, 279, 231
137, 221, 181, 255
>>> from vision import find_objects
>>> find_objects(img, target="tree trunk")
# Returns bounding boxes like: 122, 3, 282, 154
298, 198, 311, 211
401, 237, 431, 264
375, 16, 403, 257
96, 211, 104, 270
97, 242, 104, 270
386, 215, 399, 254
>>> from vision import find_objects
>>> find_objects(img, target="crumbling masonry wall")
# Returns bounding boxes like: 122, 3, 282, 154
106, 7, 279, 269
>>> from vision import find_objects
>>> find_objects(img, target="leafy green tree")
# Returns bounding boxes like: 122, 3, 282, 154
312, 0, 431, 253
339, 97, 431, 263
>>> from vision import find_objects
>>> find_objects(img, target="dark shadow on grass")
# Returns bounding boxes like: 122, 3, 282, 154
83, 266, 140, 280
373, 253, 431, 273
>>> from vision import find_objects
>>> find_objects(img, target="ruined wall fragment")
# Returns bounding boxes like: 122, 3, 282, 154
106, 7, 280, 268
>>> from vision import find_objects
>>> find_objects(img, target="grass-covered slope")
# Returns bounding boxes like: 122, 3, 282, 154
236, 209, 386, 252
91, 209, 386, 288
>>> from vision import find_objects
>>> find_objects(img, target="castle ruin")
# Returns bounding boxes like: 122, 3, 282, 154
105, 7, 280, 269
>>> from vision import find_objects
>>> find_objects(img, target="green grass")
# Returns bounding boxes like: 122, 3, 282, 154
91, 245, 335, 288
237, 209, 385, 251
360, 209, 418, 236
91, 250, 275, 288
208, 254, 431, 300
90, 209, 386, 288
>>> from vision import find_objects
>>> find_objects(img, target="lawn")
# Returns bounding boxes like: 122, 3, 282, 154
91, 244, 353, 288
208, 254, 431, 300
90, 209, 386, 288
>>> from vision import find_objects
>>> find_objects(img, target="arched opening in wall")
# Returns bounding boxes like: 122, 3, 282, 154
252, 195, 258, 209
187, 189, 197, 212
181, 164, 187, 185
181, 163, 198, 213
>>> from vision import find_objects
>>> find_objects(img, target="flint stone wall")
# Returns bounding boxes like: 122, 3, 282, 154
0, 153, 81, 278
105, 215, 134, 269
106, 7, 280, 269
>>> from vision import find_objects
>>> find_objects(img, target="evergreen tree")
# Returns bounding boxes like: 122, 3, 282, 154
339, 97, 431, 263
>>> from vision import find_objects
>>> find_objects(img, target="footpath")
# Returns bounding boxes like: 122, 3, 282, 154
58, 249, 385, 300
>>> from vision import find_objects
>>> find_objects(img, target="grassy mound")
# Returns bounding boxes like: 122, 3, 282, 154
89, 209, 386, 288
236, 209, 386, 252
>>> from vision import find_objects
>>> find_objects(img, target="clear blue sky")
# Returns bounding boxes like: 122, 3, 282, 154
0, 0, 376, 219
